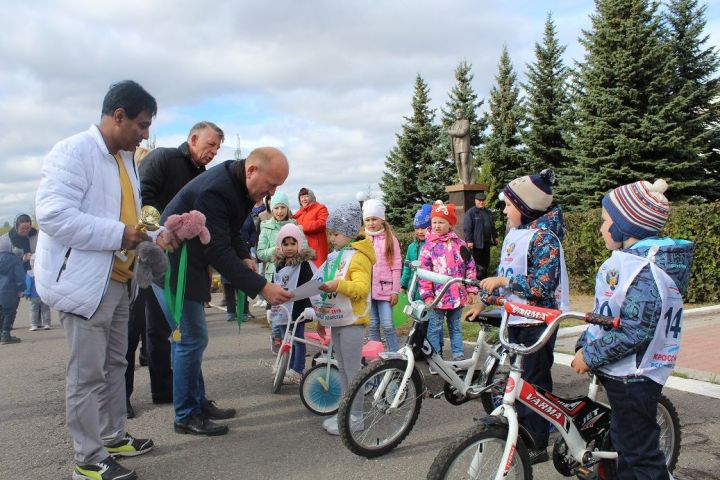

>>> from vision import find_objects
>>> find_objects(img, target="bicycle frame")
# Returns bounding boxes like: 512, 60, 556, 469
273, 305, 331, 373
476, 302, 619, 480
377, 264, 506, 410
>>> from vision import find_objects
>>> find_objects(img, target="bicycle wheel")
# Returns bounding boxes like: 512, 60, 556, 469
427, 423, 532, 480
300, 363, 342, 415
595, 393, 681, 478
480, 345, 510, 414
271, 350, 290, 394
338, 358, 424, 458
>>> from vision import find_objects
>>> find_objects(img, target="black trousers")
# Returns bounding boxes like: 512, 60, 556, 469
601, 377, 670, 480
125, 287, 147, 399
509, 325, 556, 449
471, 246, 491, 280
144, 287, 174, 400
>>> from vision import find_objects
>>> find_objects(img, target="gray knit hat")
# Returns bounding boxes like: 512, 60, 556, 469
326, 202, 362, 238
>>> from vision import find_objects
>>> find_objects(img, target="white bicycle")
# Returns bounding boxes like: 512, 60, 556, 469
426, 299, 681, 480
336, 260, 510, 458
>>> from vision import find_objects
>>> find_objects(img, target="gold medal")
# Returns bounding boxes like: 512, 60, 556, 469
172, 329, 182, 342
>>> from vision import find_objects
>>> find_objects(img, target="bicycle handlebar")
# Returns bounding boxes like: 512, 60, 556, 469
483, 298, 622, 355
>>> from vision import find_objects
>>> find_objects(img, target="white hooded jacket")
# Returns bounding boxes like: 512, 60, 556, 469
34, 125, 140, 318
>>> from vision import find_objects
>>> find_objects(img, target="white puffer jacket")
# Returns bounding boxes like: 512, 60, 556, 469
34, 125, 140, 318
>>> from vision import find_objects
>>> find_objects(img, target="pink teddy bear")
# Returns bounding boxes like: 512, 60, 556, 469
162, 210, 211, 245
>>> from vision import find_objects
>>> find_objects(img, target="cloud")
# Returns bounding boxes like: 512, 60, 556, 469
1, 0, 717, 224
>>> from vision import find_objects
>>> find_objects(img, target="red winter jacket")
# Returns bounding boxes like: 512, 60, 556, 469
293, 201, 329, 267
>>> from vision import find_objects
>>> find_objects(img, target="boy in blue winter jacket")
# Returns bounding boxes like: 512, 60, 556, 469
0, 235, 25, 344
573, 179, 693, 480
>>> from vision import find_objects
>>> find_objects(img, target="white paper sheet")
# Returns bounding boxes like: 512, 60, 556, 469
290, 276, 324, 301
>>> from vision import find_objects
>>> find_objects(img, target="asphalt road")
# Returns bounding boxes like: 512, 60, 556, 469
1, 297, 718, 479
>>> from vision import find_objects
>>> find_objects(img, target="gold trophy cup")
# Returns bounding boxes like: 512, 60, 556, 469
115, 205, 161, 261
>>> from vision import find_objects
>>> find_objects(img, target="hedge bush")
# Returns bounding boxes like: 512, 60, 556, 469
394, 201, 720, 304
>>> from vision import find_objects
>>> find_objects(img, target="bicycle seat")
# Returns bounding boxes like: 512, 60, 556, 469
305, 332, 331, 346
465, 308, 502, 328
362, 340, 385, 360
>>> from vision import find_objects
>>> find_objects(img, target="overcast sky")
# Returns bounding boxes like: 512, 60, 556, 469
2, 0, 719, 226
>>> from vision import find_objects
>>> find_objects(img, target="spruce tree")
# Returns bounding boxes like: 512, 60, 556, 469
569, 0, 683, 210
522, 14, 573, 187
664, 0, 720, 201
380, 74, 440, 230
481, 46, 526, 191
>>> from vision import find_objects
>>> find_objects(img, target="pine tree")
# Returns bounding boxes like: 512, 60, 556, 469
522, 14, 573, 188
664, 0, 720, 201
481, 46, 526, 191
569, 0, 683, 210
380, 74, 440, 230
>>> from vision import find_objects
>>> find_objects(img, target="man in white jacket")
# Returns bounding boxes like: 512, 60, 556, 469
35, 80, 158, 480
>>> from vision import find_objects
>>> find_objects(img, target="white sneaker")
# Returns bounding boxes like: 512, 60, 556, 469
322, 415, 337, 430
43, 325, 51, 330
326, 414, 364, 435
29, 326, 38, 331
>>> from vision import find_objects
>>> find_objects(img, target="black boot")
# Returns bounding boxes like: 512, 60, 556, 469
174, 413, 228, 436
201, 399, 236, 420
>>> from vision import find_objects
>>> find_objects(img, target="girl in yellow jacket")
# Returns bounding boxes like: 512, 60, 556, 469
313, 202, 375, 436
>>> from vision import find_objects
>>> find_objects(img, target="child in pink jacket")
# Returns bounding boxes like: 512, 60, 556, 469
419, 201, 477, 368
362, 199, 402, 351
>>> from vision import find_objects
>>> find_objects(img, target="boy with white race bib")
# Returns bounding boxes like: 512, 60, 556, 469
572, 179, 693, 480
471, 168, 570, 465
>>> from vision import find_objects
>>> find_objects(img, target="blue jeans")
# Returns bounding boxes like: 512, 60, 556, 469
601, 377, 670, 480
368, 300, 399, 351
289, 322, 306, 374
152, 285, 207, 423
427, 307, 463, 358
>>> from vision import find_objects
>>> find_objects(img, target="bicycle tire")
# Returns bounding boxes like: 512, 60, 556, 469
337, 358, 424, 458
299, 363, 342, 415
480, 345, 509, 414
271, 350, 290, 394
595, 392, 681, 478
427, 423, 532, 480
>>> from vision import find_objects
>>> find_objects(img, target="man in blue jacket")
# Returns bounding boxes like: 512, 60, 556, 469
157, 147, 294, 436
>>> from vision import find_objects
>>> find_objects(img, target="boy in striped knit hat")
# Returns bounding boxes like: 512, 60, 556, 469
572, 179, 693, 479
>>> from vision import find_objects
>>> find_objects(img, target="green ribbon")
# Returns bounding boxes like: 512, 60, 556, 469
321, 245, 347, 301
163, 242, 188, 331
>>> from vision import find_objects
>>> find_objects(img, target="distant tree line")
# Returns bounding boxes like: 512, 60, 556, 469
381, 0, 720, 230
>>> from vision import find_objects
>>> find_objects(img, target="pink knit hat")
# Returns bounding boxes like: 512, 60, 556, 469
276, 223, 305, 248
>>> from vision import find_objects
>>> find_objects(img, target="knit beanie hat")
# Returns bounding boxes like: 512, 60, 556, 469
413, 204, 432, 229
362, 198, 385, 220
298, 187, 316, 205
276, 223, 305, 248
430, 200, 457, 226
501, 169, 555, 224
602, 179, 669, 242
270, 191, 290, 209
326, 202, 362, 238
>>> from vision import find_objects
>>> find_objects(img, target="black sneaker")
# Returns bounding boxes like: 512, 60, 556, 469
73, 455, 137, 480
201, 399, 236, 420
174, 413, 229, 436
105, 433, 153, 457
528, 447, 549, 465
